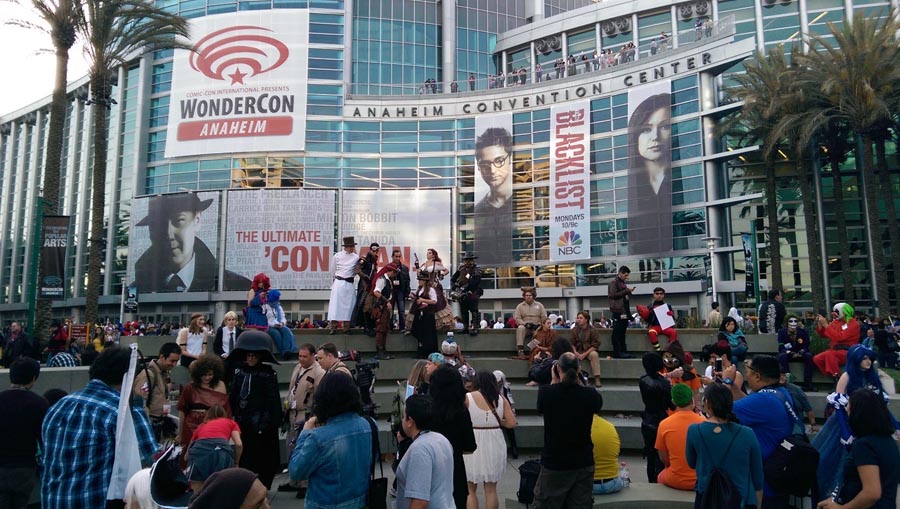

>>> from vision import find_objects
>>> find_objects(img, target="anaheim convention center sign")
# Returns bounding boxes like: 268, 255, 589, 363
165, 10, 309, 158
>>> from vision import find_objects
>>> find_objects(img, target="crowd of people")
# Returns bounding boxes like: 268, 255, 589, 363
3, 251, 900, 509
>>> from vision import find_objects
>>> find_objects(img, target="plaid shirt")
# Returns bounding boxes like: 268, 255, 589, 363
48, 352, 79, 367
41, 379, 158, 509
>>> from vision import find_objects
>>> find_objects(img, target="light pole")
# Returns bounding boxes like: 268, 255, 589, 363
703, 236, 720, 303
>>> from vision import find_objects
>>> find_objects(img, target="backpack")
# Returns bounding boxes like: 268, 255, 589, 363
516, 459, 542, 505
760, 387, 819, 498
697, 426, 743, 509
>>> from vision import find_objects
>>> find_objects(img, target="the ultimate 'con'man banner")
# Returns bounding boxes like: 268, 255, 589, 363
473, 112, 514, 266
226, 189, 336, 290
128, 192, 224, 293
165, 10, 309, 158
550, 100, 591, 263
341, 190, 452, 284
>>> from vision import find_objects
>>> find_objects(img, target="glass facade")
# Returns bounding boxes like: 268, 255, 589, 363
1, 0, 899, 321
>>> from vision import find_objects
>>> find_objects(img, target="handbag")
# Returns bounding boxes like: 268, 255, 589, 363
366, 417, 388, 509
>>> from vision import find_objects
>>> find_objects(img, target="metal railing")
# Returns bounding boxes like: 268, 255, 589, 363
347, 16, 734, 98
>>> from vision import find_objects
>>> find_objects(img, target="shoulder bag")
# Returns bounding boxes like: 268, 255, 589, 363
366, 417, 387, 509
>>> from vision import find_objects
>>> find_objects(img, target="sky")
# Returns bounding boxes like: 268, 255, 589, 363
0, 3, 90, 117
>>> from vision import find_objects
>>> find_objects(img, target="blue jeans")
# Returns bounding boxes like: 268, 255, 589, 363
268, 326, 296, 355
592, 476, 625, 495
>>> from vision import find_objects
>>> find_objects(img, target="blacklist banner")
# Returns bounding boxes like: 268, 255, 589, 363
549, 99, 591, 262
39, 216, 71, 299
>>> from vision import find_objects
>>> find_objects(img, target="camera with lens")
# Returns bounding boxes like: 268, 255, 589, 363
448, 287, 467, 302
525, 323, 538, 331
338, 349, 360, 362
348, 355, 380, 418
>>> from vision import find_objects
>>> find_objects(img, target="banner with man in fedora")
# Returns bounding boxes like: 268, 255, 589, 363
128, 192, 250, 292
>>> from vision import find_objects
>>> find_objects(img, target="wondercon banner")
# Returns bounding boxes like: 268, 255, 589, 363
128, 192, 230, 293
225, 189, 336, 290
38, 216, 71, 299
165, 10, 310, 158
341, 190, 452, 285
626, 80, 673, 256
549, 100, 591, 263
473, 112, 514, 266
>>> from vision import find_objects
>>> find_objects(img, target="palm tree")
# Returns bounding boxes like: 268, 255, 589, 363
798, 11, 900, 315
7, 0, 83, 342
78, 0, 190, 323
721, 46, 794, 294
873, 124, 900, 304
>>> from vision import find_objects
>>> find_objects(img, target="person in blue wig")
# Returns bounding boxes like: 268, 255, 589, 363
265, 289, 297, 361
812, 344, 898, 500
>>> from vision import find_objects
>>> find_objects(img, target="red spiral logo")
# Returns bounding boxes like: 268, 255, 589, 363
190, 25, 290, 85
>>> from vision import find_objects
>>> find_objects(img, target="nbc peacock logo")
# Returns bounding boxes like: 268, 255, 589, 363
557, 231, 582, 247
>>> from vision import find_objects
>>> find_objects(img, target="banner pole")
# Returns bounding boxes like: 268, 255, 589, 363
119, 278, 126, 325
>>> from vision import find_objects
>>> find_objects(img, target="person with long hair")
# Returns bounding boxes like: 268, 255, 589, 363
818, 389, 900, 509
813, 344, 897, 500
185, 405, 242, 492
245, 273, 271, 331
289, 372, 373, 509
410, 272, 439, 358
528, 317, 558, 368
639, 352, 672, 483
464, 371, 516, 509
570, 310, 602, 387
627, 92, 672, 256
177, 313, 209, 368
686, 383, 764, 508
178, 354, 230, 451
416, 248, 455, 332
718, 316, 748, 365
228, 330, 282, 489
429, 364, 477, 509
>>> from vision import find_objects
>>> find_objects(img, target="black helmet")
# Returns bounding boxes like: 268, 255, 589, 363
150, 445, 192, 509
231, 329, 280, 365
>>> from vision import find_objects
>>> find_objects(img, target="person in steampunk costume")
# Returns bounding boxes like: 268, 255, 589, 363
352, 242, 380, 335
450, 252, 483, 336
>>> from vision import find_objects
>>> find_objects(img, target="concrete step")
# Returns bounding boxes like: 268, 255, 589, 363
131, 329, 779, 358
504, 482, 696, 509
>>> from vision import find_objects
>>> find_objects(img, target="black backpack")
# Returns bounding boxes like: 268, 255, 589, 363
760, 387, 819, 498
697, 425, 743, 509
517, 459, 542, 505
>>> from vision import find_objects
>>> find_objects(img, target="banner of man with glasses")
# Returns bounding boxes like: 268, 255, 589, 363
473, 112, 514, 266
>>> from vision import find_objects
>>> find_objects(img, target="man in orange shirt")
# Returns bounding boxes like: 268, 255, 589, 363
655, 383, 704, 490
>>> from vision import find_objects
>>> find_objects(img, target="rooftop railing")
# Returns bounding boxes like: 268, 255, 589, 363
347, 16, 734, 98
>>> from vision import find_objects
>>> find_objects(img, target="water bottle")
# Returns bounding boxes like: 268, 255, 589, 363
446, 331, 455, 342
619, 462, 631, 486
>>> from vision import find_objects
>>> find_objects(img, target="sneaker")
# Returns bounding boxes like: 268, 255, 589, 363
329, 329, 337, 335
277, 484, 300, 492
295, 487, 307, 499
617, 353, 635, 359
469, 329, 479, 336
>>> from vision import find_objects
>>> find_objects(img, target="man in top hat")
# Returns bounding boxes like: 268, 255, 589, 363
451, 252, 483, 336
133, 193, 250, 292
328, 237, 360, 334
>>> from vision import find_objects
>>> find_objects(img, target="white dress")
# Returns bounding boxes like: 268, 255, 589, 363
463, 392, 507, 484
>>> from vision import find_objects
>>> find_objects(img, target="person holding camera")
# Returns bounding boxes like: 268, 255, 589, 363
514, 287, 547, 359
532, 352, 602, 508
570, 311, 602, 388
607, 266, 636, 359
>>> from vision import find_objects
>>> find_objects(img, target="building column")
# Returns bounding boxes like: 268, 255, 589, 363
811, 149, 831, 310
670, 5, 679, 49
561, 32, 568, 66
754, 0, 765, 50
566, 296, 581, 323
344, 0, 354, 94
632, 13, 639, 60
530, 41, 536, 82
441, 0, 456, 93
595, 22, 602, 52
